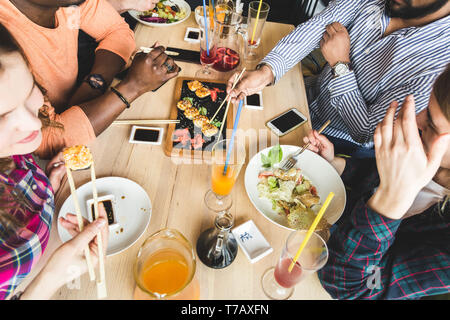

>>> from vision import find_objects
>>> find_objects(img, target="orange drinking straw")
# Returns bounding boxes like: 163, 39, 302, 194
208, 0, 215, 28
288, 192, 335, 273
250, 0, 263, 45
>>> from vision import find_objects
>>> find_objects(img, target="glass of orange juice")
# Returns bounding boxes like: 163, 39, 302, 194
205, 139, 246, 213
134, 229, 197, 300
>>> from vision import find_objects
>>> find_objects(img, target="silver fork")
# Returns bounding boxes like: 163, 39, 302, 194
279, 120, 331, 171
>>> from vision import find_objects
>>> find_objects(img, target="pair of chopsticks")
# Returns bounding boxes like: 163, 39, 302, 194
65, 160, 107, 299
137, 46, 179, 56
112, 119, 180, 125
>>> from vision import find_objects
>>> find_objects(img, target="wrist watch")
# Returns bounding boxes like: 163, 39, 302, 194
84, 74, 107, 94
332, 62, 352, 78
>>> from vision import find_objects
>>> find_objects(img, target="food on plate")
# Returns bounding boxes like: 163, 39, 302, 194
193, 114, 209, 128
201, 123, 219, 137
187, 80, 203, 92
184, 106, 200, 120
177, 97, 193, 111
173, 128, 205, 149
139, 0, 187, 24
257, 165, 329, 230
63, 145, 93, 170
209, 87, 224, 102
195, 87, 211, 99
191, 134, 205, 149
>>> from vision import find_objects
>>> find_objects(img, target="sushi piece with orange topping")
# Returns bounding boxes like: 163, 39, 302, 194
63, 145, 93, 170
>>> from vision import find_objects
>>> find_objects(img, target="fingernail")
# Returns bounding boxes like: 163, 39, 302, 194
97, 219, 107, 228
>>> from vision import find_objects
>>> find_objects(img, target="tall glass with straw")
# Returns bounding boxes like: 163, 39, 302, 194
197, 100, 246, 269
196, 0, 217, 78
261, 192, 334, 300
246, 1, 270, 60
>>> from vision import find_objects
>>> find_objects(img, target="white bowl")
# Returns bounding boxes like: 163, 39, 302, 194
129, 0, 191, 27
244, 145, 346, 231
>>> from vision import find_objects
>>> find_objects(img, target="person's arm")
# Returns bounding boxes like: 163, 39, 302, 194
260, 0, 364, 83
318, 96, 450, 299
21, 206, 108, 300
68, 0, 136, 105
36, 47, 180, 160
227, 0, 365, 102
325, 67, 440, 144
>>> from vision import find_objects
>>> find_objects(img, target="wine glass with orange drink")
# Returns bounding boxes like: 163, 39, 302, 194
204, 139, 246, 213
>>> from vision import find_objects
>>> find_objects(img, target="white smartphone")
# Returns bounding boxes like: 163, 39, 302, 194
266, 108, 308, 136
129, 126, 163, 145
245, 92, 263, 110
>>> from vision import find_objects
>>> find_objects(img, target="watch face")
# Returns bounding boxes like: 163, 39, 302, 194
335, 63, 349, 76
88, 74, 105, 90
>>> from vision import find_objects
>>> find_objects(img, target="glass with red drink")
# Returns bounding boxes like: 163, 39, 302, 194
211, 5, 245, 73
246, 1, 270, 60
196, 17, 217, 78
261, 230, 328, 300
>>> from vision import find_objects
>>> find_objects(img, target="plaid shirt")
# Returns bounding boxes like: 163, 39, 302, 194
318, 158, 450, 299
0, 154, 53, 300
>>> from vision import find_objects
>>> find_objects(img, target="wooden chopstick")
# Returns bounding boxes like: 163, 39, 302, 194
65, 167, 96, 282
138, 46, 180, 56
209, 68, 247, 124
112, 119, 180, 125
90, 163, 107, 299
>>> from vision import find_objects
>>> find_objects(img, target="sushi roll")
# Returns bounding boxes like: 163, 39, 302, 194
201, 123, 219, 137
184, 106, 200, 120
177, 98, 192, 111
187, 80, 203, 92
63, 145, 93, 170
193, 114, 209, 128
195, 87, 211, 99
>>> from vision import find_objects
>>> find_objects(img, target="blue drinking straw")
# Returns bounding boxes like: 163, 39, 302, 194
223, 99, 244, 175
202, 0, 210, 56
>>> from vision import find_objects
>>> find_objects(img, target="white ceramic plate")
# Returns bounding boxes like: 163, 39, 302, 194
57, 177, 152, 256
129, 0, 191, 27
232, 220, 273, 264
244, 145, 346, 231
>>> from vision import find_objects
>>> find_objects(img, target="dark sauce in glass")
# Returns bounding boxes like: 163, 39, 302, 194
91, 200, 115, 225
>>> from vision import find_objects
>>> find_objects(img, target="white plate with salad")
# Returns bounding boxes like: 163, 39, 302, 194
129, 0, 191, 27
244, 145, 346, 231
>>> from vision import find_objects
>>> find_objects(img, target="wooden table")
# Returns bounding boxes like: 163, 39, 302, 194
25, 14, 332, 300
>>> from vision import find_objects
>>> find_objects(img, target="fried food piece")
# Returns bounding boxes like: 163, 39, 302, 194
184, 106, 200, 120
193, 114, 209, 128
195, 87, 211, 98
63, 145, 93, 170
297, 193, 320, 208
201, 123, 219, 137
187, 80, 203, 91
177, 98, 192, 111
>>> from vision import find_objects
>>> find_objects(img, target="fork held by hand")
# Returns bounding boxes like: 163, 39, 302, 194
280, 120, 331, 171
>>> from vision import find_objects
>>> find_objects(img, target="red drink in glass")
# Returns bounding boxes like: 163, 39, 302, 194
273, 257, 303, 288
213, 47, 240, 72
200, 46, 217, 65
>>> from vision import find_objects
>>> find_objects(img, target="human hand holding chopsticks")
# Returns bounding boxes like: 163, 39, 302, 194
122, 44, 180, 96
226, 65, 274, 104
21, 204, 109, 300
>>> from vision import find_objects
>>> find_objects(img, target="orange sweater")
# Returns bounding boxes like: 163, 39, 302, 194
0, 0, 136, 159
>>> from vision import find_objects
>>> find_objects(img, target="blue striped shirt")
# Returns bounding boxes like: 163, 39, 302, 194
261, 0, 450, 146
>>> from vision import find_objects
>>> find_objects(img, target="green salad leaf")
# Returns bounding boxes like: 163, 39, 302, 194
261, 144, 283, 168
198, 106, 208, 116
267, 176, 278, 189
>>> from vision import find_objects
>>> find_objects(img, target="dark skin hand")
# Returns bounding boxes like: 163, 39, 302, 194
79, 46, 180, 136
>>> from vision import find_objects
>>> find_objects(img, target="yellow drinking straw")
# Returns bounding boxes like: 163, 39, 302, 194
288, 192, 335, 273
250, 0, 263, 45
